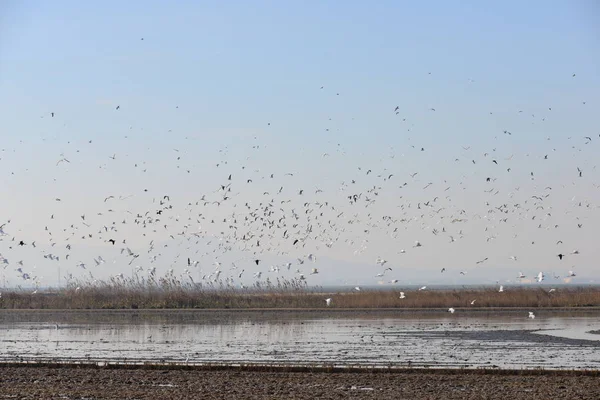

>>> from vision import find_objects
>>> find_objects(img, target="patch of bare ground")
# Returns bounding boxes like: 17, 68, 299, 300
0, 366, 599, 400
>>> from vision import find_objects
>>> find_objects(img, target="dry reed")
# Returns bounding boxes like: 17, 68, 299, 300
1, 274, 599, 310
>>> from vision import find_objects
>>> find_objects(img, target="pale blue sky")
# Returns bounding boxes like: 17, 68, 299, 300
0, 1, 599, 288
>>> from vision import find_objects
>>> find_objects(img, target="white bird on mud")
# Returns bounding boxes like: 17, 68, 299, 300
470, 299, 476, 305
448, 308, 455, 313
325, 298, 332, 306
528, 312, 535, 319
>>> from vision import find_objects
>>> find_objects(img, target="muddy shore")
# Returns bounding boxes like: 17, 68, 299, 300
1, 365, 599, 399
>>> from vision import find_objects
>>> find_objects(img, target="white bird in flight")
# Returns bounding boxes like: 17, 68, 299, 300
536, 272, 544, 282
448, 308, 455, 314
528, 312, 535, 319
325, 298, 332, 306
399, 292, 406, 299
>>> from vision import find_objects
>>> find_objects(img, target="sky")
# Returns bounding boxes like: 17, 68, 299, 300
0, 1, 599, 289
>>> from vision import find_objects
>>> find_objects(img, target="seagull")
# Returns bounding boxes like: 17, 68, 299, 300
517, 272, 526, 279
470, 300, 476, 305
325, 298, 332, 306
354, 286, 361, 291
310, 268, 319, 275
399, 292, 406, 299
567, 270, 576, 277
56, 157, 70, 166
448, 308, 455, 314
528, 312, 535, 319
418, 286, 427, 291
498, 286, 504, 293
375, 257, 387, 266
536, 272, 544, 282
413, 241, 422, 248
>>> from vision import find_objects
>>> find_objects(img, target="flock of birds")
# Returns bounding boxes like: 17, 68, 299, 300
0, 73, 598, 318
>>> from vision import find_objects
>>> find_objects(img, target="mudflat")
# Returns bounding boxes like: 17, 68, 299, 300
1, 366, 599, 400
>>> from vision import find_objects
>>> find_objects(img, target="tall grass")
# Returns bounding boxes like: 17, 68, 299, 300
1, 274, 599, 310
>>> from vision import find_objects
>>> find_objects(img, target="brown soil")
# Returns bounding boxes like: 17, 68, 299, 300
1, 366, 599, 399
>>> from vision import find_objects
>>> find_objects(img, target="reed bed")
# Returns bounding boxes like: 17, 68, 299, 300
1, 274, 599, 309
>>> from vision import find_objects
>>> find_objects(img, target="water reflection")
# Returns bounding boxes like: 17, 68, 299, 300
0, 310, 599, 369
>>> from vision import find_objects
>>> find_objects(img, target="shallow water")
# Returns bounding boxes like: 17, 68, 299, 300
1, 310, 599, 370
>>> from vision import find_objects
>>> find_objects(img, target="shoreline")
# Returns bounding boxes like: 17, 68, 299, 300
2, 306, 600, 312
1, 361, 600, 375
